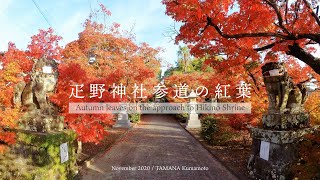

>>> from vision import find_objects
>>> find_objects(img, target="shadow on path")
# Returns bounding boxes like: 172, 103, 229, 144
80, 115, 238, 180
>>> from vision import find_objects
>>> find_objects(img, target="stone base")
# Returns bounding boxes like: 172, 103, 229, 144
186, 113, 201, 128
248, 127, 315, 179
19, 111, 64, 132
262, 112, 309, 130
0, 130, 77, 179
113, 120, 131, 128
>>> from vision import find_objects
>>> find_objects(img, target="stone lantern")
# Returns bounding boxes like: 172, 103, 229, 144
186, 90, 201, 128
189, 90, 197, 103
113, 102, 131, 128
88, 54, 96, 64
88, 47, 97, 64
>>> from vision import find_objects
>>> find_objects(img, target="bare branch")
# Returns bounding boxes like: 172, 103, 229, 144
163, 23, 180, 42
254, 40, 290, 51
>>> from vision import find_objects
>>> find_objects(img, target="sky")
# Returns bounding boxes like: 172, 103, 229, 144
0, 0, 180, 66
1, 0, 320, 69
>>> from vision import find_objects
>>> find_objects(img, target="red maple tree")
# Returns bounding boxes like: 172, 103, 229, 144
51, 5, 161, 143
0, 43, 33, 152
163, 0, 320, 129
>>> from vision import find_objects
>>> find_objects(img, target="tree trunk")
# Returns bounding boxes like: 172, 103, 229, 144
287, 43, 320, 75
77, 140, 82, 154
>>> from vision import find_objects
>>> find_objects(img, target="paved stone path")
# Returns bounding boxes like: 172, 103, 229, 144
80, 115, 238, 180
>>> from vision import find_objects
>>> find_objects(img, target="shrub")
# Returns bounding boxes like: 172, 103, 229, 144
200, 116, 218, 145
288, 130, 320, 179
129, 113, 141, 123
212, 126, 238, 146
176, 113, 188, 123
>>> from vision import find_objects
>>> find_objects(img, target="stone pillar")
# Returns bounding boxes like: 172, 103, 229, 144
186, 90, 201, 128
248, 127, 315, 179
113, 103, 131, 128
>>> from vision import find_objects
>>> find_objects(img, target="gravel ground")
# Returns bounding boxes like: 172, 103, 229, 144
80, 115, 238, 180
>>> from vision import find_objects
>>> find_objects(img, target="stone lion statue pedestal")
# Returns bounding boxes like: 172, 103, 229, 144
14, 58, 65, 133
247, 62, 317, 179
0, 58, 78, 179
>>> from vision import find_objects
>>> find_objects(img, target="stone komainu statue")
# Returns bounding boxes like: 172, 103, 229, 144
261, 62, 309, 130
13, 57, 63, 132
262, 62, 307, 114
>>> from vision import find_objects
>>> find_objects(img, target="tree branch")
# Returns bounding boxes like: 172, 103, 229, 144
206, 17, 287, 39
285, 0, 289, 24
287, 43, 320, 74
254, 39, 290, 51
199, 12, 320, 75
296, 34, 320, 44
254, 42, 277, 51
263, 0, 290, 34
247, 71, 260, 91
302, 0, 320, 27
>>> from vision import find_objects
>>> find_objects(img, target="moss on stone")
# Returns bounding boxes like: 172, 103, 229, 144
0, 130, 77, 179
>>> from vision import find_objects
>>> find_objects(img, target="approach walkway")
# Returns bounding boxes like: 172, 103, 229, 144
80, 115, 238, 180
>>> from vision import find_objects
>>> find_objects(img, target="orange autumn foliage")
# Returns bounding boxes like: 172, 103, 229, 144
163, 0, 320, 74
63, 8, 161, 102
51, 5, 161, 143
0, 4, 161, 146
0, 27, 63, 151
0, 43, 33, 152
50, 62, 117, 143
163, 0, 320, 130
